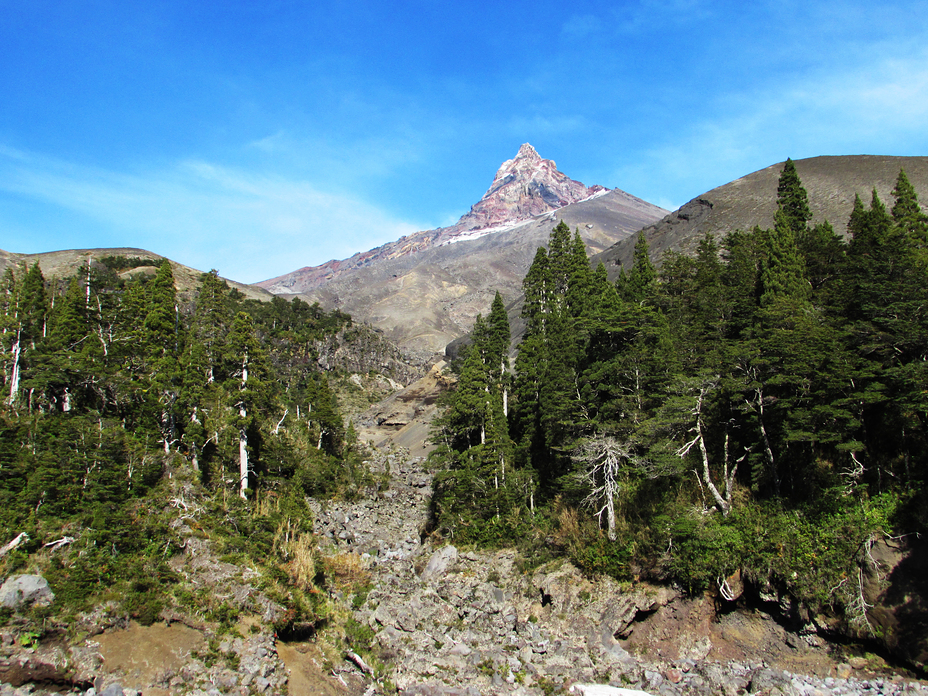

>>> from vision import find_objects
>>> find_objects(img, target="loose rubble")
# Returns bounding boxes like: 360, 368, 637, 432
306, 449, 928, 696
2, 443, 928, 696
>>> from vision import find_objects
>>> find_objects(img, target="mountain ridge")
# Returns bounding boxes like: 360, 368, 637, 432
0, 246, 273, 302
257, 143, 608, 294
259, 144, 667, 356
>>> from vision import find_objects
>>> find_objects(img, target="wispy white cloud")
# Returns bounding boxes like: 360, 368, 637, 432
610, 42, 928, 206
0, 146, 423, 284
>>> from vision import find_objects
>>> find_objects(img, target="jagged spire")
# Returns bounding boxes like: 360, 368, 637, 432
467, 145, 604, 231
516, 143, 540, 160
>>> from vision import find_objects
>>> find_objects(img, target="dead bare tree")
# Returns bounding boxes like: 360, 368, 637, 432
675, 376, 739, 517
572, 434, 641, 541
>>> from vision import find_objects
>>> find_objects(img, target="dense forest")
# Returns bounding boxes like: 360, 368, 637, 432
431, 162, 928, 630
0, 259, 366, 628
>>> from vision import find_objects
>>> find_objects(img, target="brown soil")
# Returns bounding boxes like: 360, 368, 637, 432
92, 621, 205, 691
277, 641, 360, 696
622, 594, 884, 678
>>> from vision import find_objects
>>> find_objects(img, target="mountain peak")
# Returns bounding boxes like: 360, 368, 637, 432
462, 144, 606, 232
256, 145, 634, 310
516, 142, 540, 160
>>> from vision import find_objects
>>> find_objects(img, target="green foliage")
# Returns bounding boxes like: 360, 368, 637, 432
0, 258, 364, 631
433, 163, 928, 631
97, 255, 161, 272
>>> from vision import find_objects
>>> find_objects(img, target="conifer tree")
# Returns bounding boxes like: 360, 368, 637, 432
759, 210, 810, 306
38, 278, 88, 412
776, 158, 812, 234
890, 169, 928, 245
3, 263, 48, 407
180, 270, 234, 471
486, 291, 511, 416
144, 260, 183, 452
798, 221, 846, 297
566, 231, 594, 320
522, 247, 551, 328
546, 221, 574, 299
624, 231, 657, 302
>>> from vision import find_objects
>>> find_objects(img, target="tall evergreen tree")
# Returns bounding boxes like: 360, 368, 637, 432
890, 169, 928, 245
759, 210, 811, 306
144, 260, 183, 452
776, 158, 812, 234
624, 232, 657, 303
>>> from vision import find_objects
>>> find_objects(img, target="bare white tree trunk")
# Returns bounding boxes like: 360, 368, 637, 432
189, 408, 201, 471
676, 378, 733, 516
501, 358, 508, 418
85, 257, 92, 309
8, 331, 21, 406
239, 351, 249, 499
239, 421, 249, 499
0, 533, 29, 557
754, 387, 778, 494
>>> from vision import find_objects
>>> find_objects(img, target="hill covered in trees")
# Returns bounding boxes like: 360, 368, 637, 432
430, 162, 928, 669
0, 258, 372, 635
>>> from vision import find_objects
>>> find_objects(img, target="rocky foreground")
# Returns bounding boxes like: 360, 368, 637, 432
2, 449, 927, 696
308, 453, 928, 696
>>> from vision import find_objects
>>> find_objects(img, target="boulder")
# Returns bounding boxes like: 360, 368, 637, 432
421, 546, 457, 581
569, 687, 653, 696
862, 536, 928, 669
0, 574, 54, 609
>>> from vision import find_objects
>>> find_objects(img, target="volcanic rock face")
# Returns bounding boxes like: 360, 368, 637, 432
455, 143, 606, 234
259, 145, 666, 356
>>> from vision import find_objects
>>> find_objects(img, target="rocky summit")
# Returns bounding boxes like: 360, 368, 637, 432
450, 143, 607, 238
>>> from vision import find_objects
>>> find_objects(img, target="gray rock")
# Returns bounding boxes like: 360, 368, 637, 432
0, 574, 54, 609
447, 642, 472, 656
421, 545, 458, 580
100, 685, 124, 696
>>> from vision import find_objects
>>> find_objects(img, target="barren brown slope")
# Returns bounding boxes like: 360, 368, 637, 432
281, 189, 667, 359
595, 155, 928, 276
0, 247, 273, 302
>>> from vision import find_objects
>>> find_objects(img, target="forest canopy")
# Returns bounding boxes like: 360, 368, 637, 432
430, 162, 928, 623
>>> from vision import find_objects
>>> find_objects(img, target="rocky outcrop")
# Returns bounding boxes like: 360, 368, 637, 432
454, 143, 605, 234
0, 576, 54, 610
860, 537, 928, 670
314, 325, 426, 387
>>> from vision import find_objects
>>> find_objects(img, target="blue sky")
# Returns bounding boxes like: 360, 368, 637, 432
2, 0, 928, 283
